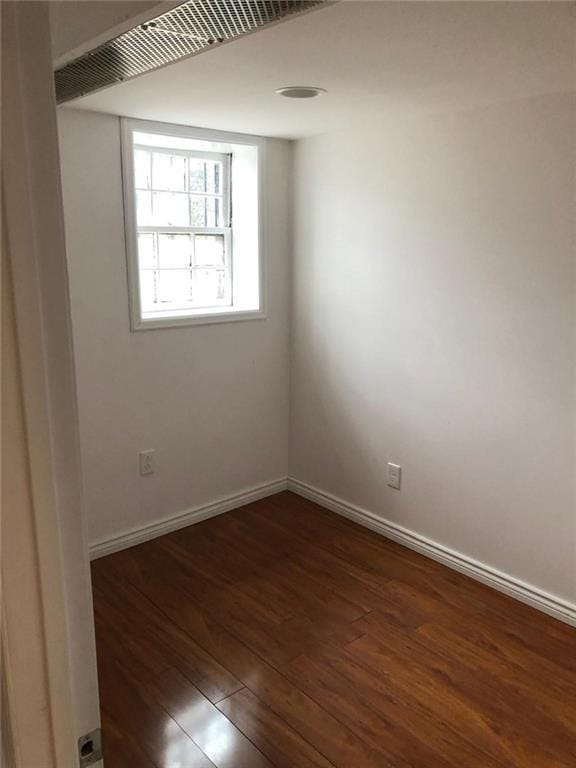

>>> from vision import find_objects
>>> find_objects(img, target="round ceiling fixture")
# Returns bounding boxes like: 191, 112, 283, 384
275, 86, 327, 99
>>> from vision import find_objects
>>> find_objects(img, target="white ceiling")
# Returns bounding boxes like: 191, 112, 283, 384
67, 1, 576, 140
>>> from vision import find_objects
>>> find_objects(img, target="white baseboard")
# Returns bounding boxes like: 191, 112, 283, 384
89, 478, 288, 560
288, 478, 576, 627
88, 473, 576, 627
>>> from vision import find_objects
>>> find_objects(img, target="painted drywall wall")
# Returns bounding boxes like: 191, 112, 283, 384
58, 108, 291, 546
291, 92, 576, 603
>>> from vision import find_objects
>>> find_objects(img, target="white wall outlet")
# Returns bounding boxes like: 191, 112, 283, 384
139, 449, 155, 476
387, 462, 401, 490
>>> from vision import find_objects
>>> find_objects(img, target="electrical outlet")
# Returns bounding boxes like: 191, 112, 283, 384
139, 449, 155, 475
387, 462, 401, 490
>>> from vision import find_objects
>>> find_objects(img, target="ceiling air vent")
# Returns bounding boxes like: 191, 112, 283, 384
55, 0, 327, 104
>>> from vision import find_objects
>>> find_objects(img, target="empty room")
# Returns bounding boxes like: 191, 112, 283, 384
3, 1, 576, 767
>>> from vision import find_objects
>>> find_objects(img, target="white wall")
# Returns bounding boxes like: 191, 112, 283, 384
59, 93, 576, 610
58, 108, 291, 546
291, 92, 576, 604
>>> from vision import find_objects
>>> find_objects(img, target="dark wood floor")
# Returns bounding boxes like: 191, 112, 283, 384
91, 491, 576, 768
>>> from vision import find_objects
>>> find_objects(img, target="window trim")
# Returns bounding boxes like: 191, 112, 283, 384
121, 118, 266, 331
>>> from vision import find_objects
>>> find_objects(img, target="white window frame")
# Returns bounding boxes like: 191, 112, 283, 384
121, 118, 266, 331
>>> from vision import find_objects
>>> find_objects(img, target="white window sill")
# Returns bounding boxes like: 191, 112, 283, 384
131, 308, 266, 331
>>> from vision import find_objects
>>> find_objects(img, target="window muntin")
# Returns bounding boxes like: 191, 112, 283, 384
133, 144, 232, 314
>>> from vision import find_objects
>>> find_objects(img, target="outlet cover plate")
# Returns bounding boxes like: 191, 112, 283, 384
387, 462, 401, 490
139, 449, 155, 475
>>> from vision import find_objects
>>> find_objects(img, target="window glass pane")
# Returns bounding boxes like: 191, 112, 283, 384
152, 153, 187, 192
136, 191, 152, 225
158, 234, 192, 269
139, 269, 157, 311
157, 269, 193, 305
137, 233, 156, 268
189, 159, 222, 194
190, 195, 219, 227
129, 130, 246, 321
192, 268, 227, 305
152, 192, 189, 226
194, 234, 225, 266
135, 150, 151, 189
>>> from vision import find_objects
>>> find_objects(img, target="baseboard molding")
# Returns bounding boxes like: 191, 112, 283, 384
89, 473, 576, 627
89, 478, 288, 560
288, 477, 576, 627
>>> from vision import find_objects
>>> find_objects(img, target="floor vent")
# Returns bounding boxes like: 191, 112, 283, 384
55, 0, 326, 104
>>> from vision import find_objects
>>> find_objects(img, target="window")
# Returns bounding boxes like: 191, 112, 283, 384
121, 119, 264, 329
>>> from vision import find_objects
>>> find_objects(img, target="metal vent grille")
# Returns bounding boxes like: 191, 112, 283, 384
55, 0, 326, 103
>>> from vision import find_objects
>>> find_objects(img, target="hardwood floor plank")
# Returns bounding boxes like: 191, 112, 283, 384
92, 491, 576, 768
375, 573, 576, 654
425, 613, 576, 704
416, 621, 576, 732
348, 624, 576, 766
100, 532, 364, 669
254, 496, 470, 592
100, 711, 159, 768
216, 688, 336, 768
93, 594, 171, 681
212, 503, 386, 604
97, 565, 393, 767
93, 569, 243, 702
269, 494, 576, 642
97, 653, 216, 768
281, 650, 504, 768
163, 525, 367, 628
145, 667, 274, 768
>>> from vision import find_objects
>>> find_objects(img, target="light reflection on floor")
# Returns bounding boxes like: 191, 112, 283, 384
162, 697, 236, 767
